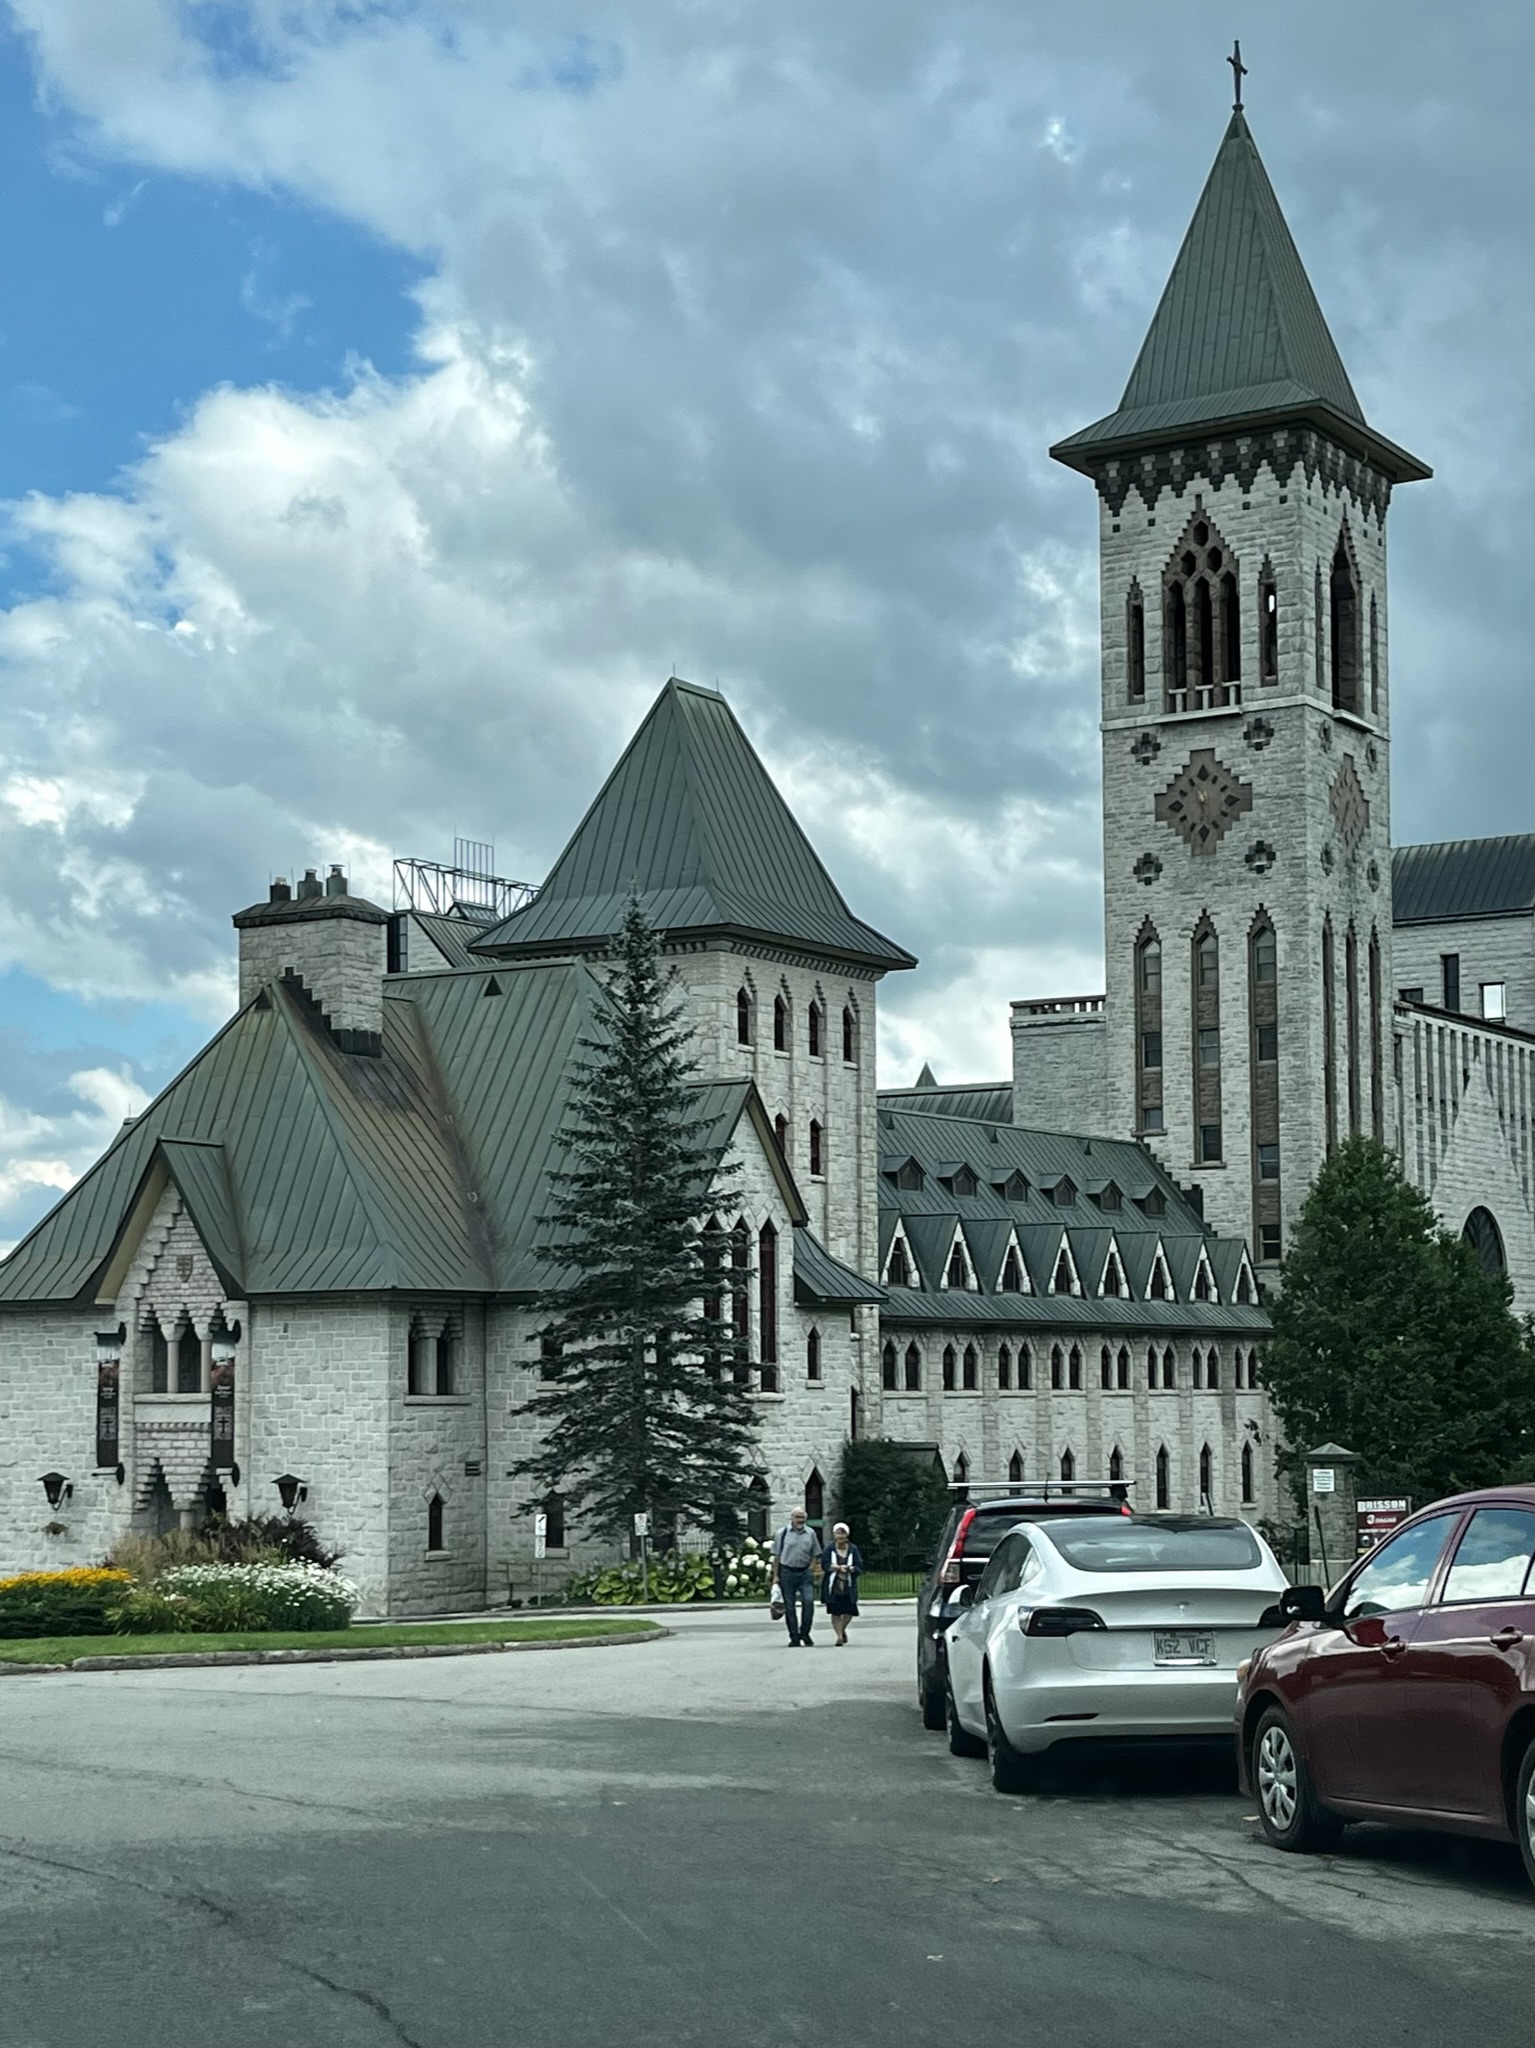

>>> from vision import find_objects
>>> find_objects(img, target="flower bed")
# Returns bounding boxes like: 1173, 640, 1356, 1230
112, 1561, 360, 1634
0, 1568, 133, 1639
564, 1537, 776, 1606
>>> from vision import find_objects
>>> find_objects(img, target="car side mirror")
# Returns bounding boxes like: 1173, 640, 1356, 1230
1278, 1584, 1325, 1624
955, 1583, 976, 1610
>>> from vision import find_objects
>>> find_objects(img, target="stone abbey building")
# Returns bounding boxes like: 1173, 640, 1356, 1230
1, 98, 1529, 1612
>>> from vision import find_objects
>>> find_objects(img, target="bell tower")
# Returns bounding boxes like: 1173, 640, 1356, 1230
1051, 79, 1429, 1272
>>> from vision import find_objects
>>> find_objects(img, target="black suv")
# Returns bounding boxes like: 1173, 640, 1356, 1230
916, 1483, 1132, 1728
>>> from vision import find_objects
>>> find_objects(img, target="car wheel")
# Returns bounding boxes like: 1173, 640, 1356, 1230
983, 1673, 1039, 1794
921, 1673, 947, 1731
1514, 1737, 1535, 1892
1251, 1705, 1344, 1854
945, 1673, 986, 1758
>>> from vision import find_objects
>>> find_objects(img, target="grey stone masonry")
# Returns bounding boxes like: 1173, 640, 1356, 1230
234, 866, 389, 1051
1393, 911, 1534, 1038
1097, 443, 1396, 1266
1012, 997, 1111, 1135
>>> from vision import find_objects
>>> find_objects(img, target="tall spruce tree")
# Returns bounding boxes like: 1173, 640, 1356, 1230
1265, 1136, 1534, 1504
513, 897, 760, 1542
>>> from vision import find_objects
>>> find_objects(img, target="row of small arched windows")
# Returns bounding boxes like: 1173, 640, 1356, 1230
976, 1440, 1256, 1508
881, 1340, 1260, 1394
737, 989, 858, 1063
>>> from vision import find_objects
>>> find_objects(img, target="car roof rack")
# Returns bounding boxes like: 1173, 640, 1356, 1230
949, 1478, 1136, 1495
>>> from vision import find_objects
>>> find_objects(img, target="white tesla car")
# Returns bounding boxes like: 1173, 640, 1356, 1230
943, 1514, 1290, 1791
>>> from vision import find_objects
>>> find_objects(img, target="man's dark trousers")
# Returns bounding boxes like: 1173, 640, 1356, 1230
779, 1565, 815, 1644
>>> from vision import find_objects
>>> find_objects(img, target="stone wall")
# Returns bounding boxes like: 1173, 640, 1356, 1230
237, 912, 387, 1040
0, 1309, 132, 1575
1392, 912, 1535, 1037
1011, 998, 1111, 1134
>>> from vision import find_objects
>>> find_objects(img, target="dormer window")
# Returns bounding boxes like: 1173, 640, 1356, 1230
1000, 1248, 1024, 1294
1051, 1177, 1076, 1207
885, 1237, 913, 1289
893, 1158, 925, 1192
1138, 1189, 1167, 1219
993, 1171, 1030, 1202
1050, 1246, 1079, 1296
946, 1244, 968, 1289
1096, 1183, 1122, 1212
1148, 1247, 1173, 1301
940, 1164, 979, 1198
1235, 1263, 1255, 1306
1101, 1250, 1127, 1298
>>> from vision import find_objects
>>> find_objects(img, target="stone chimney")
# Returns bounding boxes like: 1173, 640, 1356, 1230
233, 866, 389, 1055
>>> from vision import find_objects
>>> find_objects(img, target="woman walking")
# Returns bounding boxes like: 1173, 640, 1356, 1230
821, 1522, 863, 1645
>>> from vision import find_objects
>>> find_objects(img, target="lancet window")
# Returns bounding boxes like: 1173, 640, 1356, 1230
1163, 514, 1241, 712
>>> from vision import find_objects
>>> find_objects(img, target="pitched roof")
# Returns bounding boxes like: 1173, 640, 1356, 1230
0, 963, 814, 1307
1051, 111, 1428, 483
1392, 836, 1535, 925
793, 1226, 886, 1307
471, 678, 915, 972
880, 1080, 1014, 1124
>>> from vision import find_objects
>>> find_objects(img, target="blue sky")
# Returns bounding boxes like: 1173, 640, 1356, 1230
0, 2, 1530, 1245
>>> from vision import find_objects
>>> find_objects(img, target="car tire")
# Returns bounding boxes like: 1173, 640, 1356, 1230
921, 1673, 947, 1732
984, 1673, 1040, 1794
1251, 1704, 1344, 1854
1514, 1737, 1535, 1892
945, 1673, 986, 1758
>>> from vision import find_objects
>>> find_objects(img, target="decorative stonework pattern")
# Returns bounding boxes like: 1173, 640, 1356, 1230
1154, 749, 1254, 855
1320, 844, 1336, 875
1317, 722, 1332, 751
1366, 858, 1381, 891
1329, 755, 1370, 858
1365, 741, 1379, 772
1243, 717, 1275, 752
1133, 853, 1163, 885
1130, 733, 1161, 765
1244, 841, 1277, 876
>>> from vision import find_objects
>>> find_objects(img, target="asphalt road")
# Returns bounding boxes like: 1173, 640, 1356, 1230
1, 1603, 1529, 2048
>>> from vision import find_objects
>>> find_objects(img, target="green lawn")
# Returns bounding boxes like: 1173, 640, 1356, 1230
0, 1616, 661, 1666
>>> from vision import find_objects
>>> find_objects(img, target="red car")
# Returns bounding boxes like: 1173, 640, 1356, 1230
1235, 1484, 1535, 1887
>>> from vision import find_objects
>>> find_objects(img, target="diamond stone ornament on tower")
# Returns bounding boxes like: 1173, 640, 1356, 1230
1330, 756, 1370, 859
1154, 749, 1254, 854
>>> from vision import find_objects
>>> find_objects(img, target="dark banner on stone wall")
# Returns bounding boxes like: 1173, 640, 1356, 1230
210, 1351, 236, 1470
94, 1330, 122, 1470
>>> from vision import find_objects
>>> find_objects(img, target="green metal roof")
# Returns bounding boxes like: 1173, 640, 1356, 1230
793, 1226, 885, 1307
471, 678, 916, 972
1052, 111, 1428, 484
1392, 836, 1535, 926
879, 1080, 1014, 1124
0, 959, 829, 1308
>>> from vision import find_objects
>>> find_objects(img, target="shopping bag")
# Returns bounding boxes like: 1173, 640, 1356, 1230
769, 1589, 785, 1621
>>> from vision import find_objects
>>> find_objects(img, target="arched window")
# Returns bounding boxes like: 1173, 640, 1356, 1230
1322, 917, 1338, 1153
1463, 1207, 1506, 1278
1314, 561, 1325, 691
1126, 580, 1146, 701
1146, 1345, 1158, 1391
427, 1493, 445, 1552
942, 1345, 957, 1391
1193, 1263, 1213, 1303
1206, 1346, 1220, 1391
1193, 923, 1222, 1163
773, 1113, 789, 1157
807, 1002, 823, 1058
1221, 570, 1240, 683
1117, 1346, 1130, 1390
997, 1344, 1012, 1390
1162, 1345, 1176, 1389
773, 994, 787, 1051
1167, 580, 1188, 703
804, 1468, 824, 1529
1060, 1448, 1075, 1482
842, 1006, 857, 1063
1018, 1344, 1032, 1391
538, 1329, 565, 1382
1199, 1443, 1214, 1507
1195, 576, 1214, 697
1149, 1253, 1169, 1302
1052, 1248, 1074, 1294
1165, 516, 1239, 709
886, 1238, 909, 1288
731, 1223, 751, 1384
1102, 1250, 1125, 1297
1000, 1247, 1024, 1293
947, 1242, 968, 1289
809, 1120, 824, 1177
1155, 1445, 1170, 1510
176, 1324, 203, 1395
1068, 1345, 1082, 1391
1050, 1344, 1063, 1391
1369, 593, 1380, 713
538, 1492, 566, 1549
1191, 1346, 1203, 1388
736, 987, 753, 1045
954, 1452, 970, 1492
1136, 926, 1164, 1135
1241, 1442, 1256, 1505
746, 1477, 770, 1541
149, 1316, 170, 1393
881, 1341, 897, 1391
1345, 924, 1361, 1136
1368, 929, 1384, 1142
1109, 1445, 1124, 1483
904, 1343, 921, 1392
434, 1329, 455, 1396
962, 1345, 978, 1391
1100, 1344, 1113, 1390
1259, 560, 1278, 682
758, 1223, 779, 1389
1330, 535, 1360, 712
806, 1327, 822, 1381
1008, 1450, 1025, 1486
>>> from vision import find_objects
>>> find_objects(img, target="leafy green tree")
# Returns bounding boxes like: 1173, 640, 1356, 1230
512, 898, 759, 1543
837, 1438, 952, 1570
1264, 1136, 1534, 1504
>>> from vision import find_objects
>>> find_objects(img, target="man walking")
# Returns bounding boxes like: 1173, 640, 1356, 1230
772, 1506, 820, 1647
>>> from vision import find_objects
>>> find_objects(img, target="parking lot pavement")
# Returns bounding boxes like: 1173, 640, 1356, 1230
1, 1602, 1528, 2048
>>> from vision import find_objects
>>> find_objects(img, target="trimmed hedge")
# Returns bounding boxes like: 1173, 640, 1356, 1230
0, 1568, 133, 1639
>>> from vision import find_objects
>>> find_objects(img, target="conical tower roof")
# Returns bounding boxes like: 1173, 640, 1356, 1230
471, 678, 916, 970
1052, 110, 1428, 482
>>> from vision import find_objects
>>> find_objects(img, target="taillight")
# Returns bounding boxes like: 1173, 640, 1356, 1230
938, 1507, 977, 1586
1024, 1607, 1106, 1637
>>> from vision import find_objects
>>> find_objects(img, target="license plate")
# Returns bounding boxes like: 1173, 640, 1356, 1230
1154, 1630, 1216, 1664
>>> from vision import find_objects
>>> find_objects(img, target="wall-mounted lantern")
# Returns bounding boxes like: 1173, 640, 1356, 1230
39, 1472, 73, 1510
273, 1474, 308, 1513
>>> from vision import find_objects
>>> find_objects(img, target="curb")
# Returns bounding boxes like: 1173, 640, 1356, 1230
0, 1626, 668, 1675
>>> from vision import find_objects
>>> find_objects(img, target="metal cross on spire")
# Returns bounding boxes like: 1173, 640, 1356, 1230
1227, 40, 1248, 109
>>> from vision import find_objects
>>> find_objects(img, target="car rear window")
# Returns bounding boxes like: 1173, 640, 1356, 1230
1039, 1518, 1262, 1573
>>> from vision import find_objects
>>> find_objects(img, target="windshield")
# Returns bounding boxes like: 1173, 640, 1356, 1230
1039, 1517, 1263, 1573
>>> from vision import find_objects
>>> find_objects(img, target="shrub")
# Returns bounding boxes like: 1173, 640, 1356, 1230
836, 1439, 951, 1571
564, 1549, 718, 1605
106, 1515, 340, 1583
0, 1568, 133, 1639
711, 1537, 774, 1600
112, 1561, 360, 1635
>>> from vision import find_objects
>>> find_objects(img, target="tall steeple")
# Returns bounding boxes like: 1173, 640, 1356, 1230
1052, 111, 1428, 485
